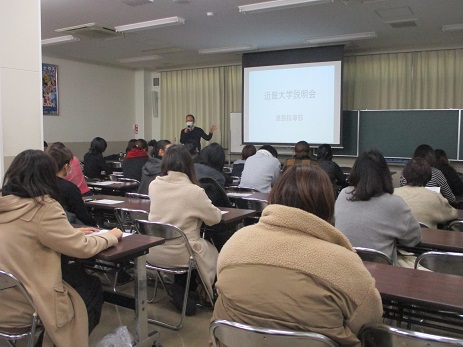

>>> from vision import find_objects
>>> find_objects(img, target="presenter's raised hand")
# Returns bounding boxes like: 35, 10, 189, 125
210, 125, 217, 133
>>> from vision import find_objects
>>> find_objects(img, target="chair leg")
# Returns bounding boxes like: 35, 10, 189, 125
148, 266, 193, 330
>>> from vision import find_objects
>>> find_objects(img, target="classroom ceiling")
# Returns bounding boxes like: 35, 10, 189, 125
41, 0, 463, 71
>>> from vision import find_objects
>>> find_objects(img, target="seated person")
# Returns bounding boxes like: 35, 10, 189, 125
435, 149, 463, 197
283, 140, 317, 170
395, 158, 457, 228
138, 140, 171, 195
231, 144, 256, 177
147, 145, 221, 315
195, 143, 229, 188
50, 142, 91, 196
0, 149, 121, 346
239, 145, 281, 193
400, 144, 455, 203
213, 165, 383, 347
317, 144, 348, 189
83, 137, 112, 179
122, 139, 149, 181
335, 150, 421, 264
47, 143, 97, 226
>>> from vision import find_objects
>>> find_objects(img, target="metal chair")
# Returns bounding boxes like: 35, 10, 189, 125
414, 251, 463, 276
446, 220, 463, 232
354, 247, 393, 265
0, 270, 43, 347
360, 324, 463, 347
228, 186, 259, 193
114, 207, 148, 233
198, 177, 233, 207
135, 220, 215, 330
210, 320, 339, 347
125, 192, 150, 200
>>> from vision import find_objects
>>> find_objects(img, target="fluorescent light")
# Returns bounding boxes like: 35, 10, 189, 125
198, 45, 256, 54
442, 23, 463, 32
239, 0, 333, 14
117, 55, 162, 63
41, 35, 80, 46
115, 16, 185, 33
304, 32, 376, 45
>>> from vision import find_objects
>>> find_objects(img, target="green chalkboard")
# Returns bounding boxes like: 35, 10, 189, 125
332, 111, 359, 156
359, 110, 459, 160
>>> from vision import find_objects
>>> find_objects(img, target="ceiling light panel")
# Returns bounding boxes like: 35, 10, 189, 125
198, 45, 256, 54
115, 16, 185, 33
442, 24, 463, 32
41, 35, 80, 46
238, 0, 333, 14
305, 32, 376, 45
117, 55, 162, 63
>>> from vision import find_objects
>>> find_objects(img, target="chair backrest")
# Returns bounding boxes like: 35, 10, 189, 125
230, 186, 259, 193
0, 270, 41, 347
114, 207, 148, 233
231, 163, 245, 177
447, 220, 463, 232
354, 247, 393, 265
210, 320, 339, 347
414, 251, 463, 276
135, 220, 193, 254
360, 324, 463, 347
198, 177, 232, 208
234, 198, 268, 213
125, 192, 150, 200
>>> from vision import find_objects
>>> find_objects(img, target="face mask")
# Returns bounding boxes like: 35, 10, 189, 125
186, 121, 194, 127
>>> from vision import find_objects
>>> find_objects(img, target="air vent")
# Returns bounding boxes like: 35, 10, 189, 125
153, 78, 160, 87
386, 19, 418, 29
55, 23, 122, 40
121, 0, 154, 6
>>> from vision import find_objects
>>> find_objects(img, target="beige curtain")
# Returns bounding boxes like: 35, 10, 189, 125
344, 48, 463, 110
160, 65, 241, 150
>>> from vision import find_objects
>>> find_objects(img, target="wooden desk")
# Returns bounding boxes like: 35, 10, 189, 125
85, 195, 256, 225
364, 261, 463, 333
419, 228, 463, 253
87, 180, 139, 195
96, 234, 164, 347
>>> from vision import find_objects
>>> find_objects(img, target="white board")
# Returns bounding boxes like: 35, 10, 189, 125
230, 112, 244, 154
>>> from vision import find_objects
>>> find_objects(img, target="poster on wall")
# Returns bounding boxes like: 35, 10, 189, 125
42, 63, 58, 115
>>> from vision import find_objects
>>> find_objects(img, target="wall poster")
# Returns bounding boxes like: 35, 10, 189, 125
42, 63, 58, 115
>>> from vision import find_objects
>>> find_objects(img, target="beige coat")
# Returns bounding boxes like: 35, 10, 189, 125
0, 195, 118, 347
147, 171, 222, 297
213, 204, 383, 347
394, 186, 457, 228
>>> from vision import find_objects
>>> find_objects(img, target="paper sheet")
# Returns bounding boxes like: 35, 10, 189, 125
90, 199, 124, 205
86, 230, 132, 238
226, 193, 252, 197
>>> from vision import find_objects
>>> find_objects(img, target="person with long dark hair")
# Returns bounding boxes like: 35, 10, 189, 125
335, 150, 421, 264
0, 149, 122, 347
213, 165, 382, 346
122, 139, 149, 181
194, 142, 229, 187
83, 137, 112, 179
138, 140, 171, 194
147, 144, 221, 315
434, 148, 463, 197
317, 143, 348, 188
400, 144, 455, 203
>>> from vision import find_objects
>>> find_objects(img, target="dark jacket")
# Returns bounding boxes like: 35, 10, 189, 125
194, 163, 226, 187
83, 152, 111, 179
57, 177, 97, 226
180, 127, 212, 152
436, 164, 463, 196
122, 157, 148, 182
138, 157, 162, 195
319, 159, 348, 188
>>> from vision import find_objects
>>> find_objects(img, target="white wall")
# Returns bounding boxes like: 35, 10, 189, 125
0, 0, 43, 177
42, 56, 140, 158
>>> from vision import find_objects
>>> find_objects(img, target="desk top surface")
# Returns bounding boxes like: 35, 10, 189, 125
419, 228, 463, 252
364, 261, 463, 313
85, 195, 256, 224
86, 180, 139, 190
96, 233, 164, 262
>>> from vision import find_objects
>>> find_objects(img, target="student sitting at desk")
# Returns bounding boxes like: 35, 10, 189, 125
138, 140, 171, 195
400, 144, 455, 204
213, 165, 383, 347
0, 149, 122, 347
435, 148, 463, 197
317, 144, 348, 190
283, 140, 317, 171
47, 143, 97, 226
239, 145, 281, 193
83, 137, 112, 179
147, 144, 221, 315
122, 139, 149, 182
231, 144, 256, 177
395, 158, 457, 229
335, 150, 421, 264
